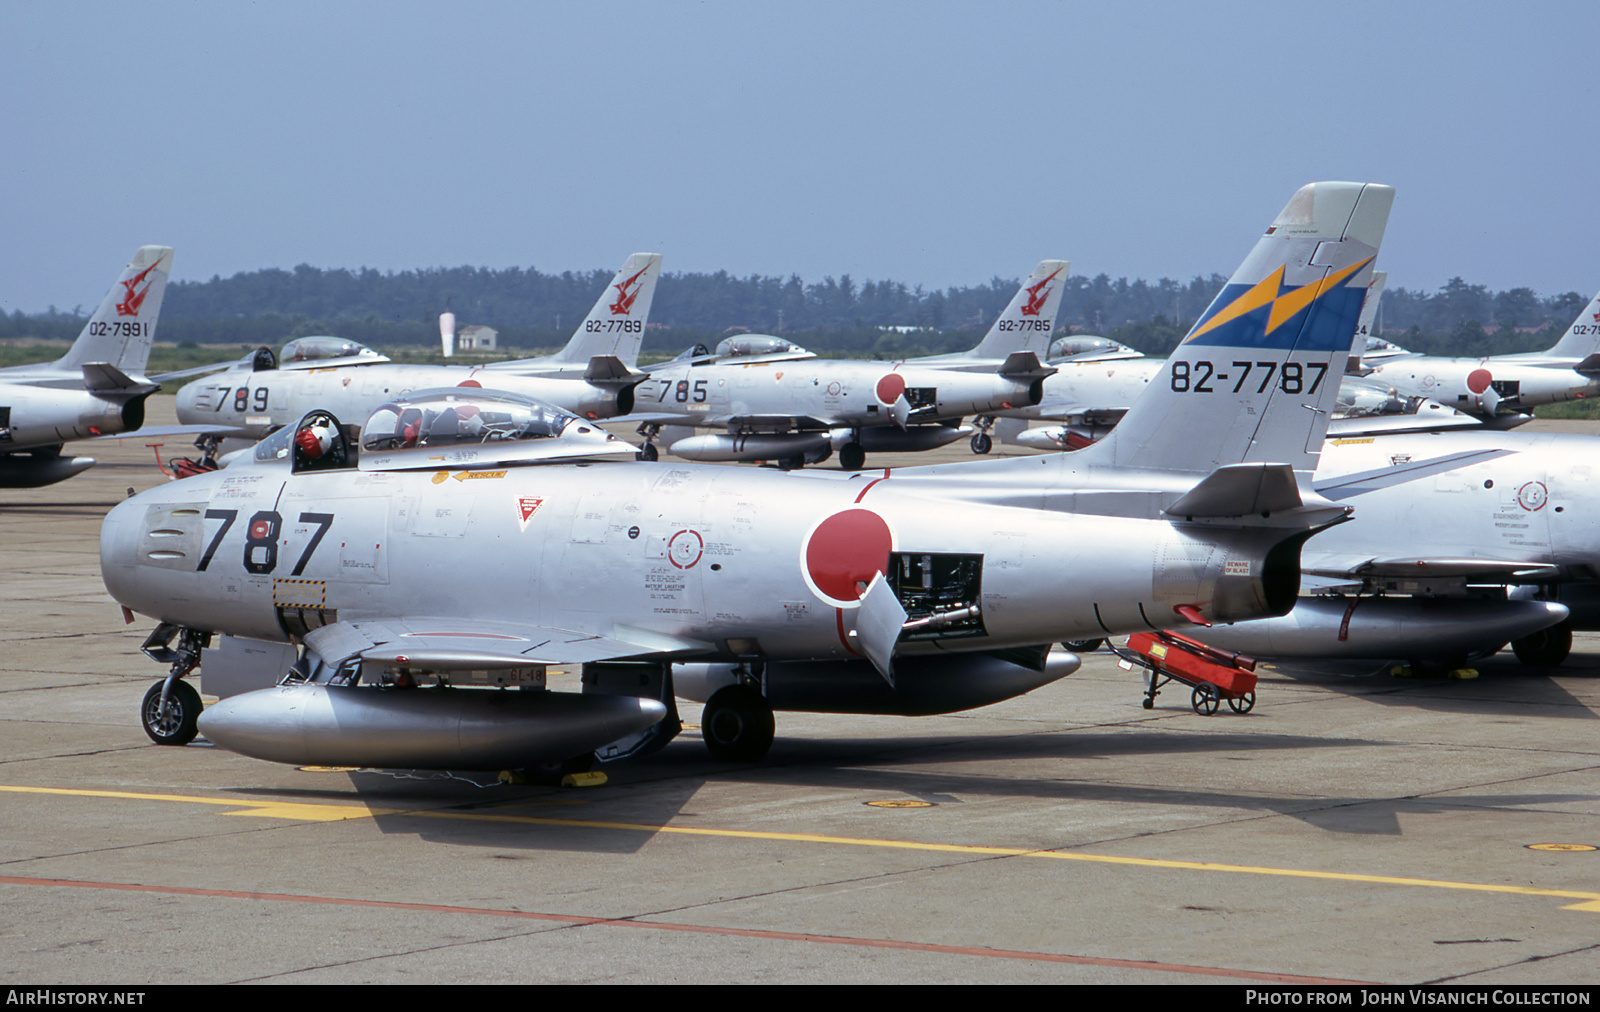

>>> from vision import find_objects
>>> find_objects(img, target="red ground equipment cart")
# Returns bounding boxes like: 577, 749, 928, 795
1116, 630, 1258, 715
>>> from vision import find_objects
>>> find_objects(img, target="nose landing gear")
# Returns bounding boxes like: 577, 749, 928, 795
139, 623, 210, 746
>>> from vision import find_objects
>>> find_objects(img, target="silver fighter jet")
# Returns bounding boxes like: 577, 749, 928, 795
172, 253, 663, 438
101, 181, 1393, 771
1357, 285, 1600, 420
1192, 426, 1600, 668
1, 246, 172, 487
626, 260, 1069, 470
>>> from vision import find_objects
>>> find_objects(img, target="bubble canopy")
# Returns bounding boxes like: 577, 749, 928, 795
281, 336, 385, 365
1047, 336, 1142, 362
714, 335, 810, 358
357, 388, 629, 471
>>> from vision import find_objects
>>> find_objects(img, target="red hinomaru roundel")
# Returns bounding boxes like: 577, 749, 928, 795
800, 508, 893, 606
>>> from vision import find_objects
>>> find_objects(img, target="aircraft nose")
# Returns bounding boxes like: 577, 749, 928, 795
99, 494, 147, 612
175, 381, 199, 420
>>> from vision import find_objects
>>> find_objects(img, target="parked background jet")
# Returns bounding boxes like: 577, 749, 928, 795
1001, 269, 1401, 452
1, 246, 172, 487
1359, 285, 1600, 419
627, 260, 1069, 469
1193, 426, 1600, 669
100, 180, 1392, 772
172, 253, 663, 439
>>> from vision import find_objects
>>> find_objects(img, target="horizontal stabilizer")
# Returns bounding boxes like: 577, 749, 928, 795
1163, 463, 1302, 519
996, 351, 1056, 381
1574, 353, 1600, 377
82, 363, 157, 395
583, 354, 642, 385
1313, 449, 1515, 501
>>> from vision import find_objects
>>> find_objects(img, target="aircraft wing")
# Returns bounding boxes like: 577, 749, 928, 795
88, 422, 256, 441
623, 412, 840, 432
1301, 553, 1561, 584
1029, 405, 1131, 424
302, 618, 714, 670
151, 358, 253, 383
1311, 449, 1515, 501
1326, 409, 1533, 438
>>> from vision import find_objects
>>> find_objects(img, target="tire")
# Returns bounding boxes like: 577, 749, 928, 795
701, 685, 775, 762
636, 444, 659, 462
839, 442, 866, 471
1063, 638, 1104, 653
1191, 683, 1220, 716
1228, 691, 1256, 714
142, 680, 202, 746
1512, 620, 1572, 667
971, 432, 993, 454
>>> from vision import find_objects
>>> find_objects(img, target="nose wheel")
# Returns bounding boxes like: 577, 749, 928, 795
634, 422, 661, 461
141, 679, 202, 746
701, 685, 775, 762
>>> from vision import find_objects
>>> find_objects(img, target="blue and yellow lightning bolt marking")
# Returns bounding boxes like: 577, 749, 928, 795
1184, 256, 1374, 352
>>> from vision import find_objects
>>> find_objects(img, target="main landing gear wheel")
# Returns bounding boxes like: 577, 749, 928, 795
701, 685, 775, 762
970, 432, 993, 454
1512, 620, 1572, 667
1227, 691, 1256, 714
839, 442, 866, 471
142, 680, 202, 746
1063, 638, 1104, 653
1191, 683, 1220, 716
635, 444, 659, 462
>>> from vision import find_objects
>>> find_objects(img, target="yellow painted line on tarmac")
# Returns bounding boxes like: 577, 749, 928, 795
8, 783, 1600, 913
0, 784, 383, 822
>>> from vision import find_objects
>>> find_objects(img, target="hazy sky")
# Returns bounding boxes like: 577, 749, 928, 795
4, 1, 1596, 313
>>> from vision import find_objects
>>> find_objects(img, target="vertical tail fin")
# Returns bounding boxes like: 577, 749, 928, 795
1077, 182, 1393, 480
550, 252, 663, 367
1347, 270, 1387, 373
965, 260, 1070, 359
1356, 270, 1386, 341
1543, 287, 1600, 359
57, 246, 173, 375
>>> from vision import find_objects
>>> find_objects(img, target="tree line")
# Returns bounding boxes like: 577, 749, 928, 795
4, 264, 1591, 360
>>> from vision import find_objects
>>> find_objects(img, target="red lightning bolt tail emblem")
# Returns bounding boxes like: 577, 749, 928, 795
609, 266, 649, 316
115, 257, 164, 317
1019, 266, 1063, 317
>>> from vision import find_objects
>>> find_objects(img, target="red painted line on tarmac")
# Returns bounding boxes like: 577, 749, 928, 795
0, 874, 1366, 984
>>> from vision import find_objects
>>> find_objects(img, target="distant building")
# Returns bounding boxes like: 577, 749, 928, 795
457, 325, 498, 351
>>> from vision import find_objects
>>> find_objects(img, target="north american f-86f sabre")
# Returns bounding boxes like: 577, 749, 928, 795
172, 253, 663, 437
1, 246, 172, 487
626, 260, 1069, 470
101, 181, 1392, 771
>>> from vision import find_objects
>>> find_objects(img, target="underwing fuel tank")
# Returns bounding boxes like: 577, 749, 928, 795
1193, 597, 1570, 660
196, 684, 668, 770
668, 432, 832, 462
848, 425, 970, 454
0, 454, 98, 488
675, 650, 1082, 715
